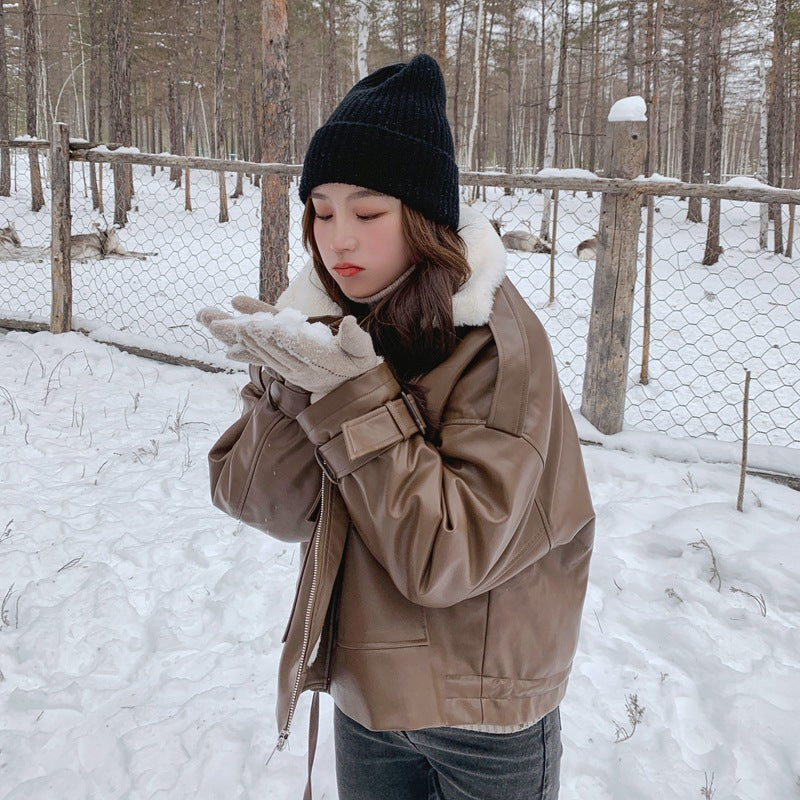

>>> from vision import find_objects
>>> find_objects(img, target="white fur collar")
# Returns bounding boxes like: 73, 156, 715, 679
276, 204, 506, 327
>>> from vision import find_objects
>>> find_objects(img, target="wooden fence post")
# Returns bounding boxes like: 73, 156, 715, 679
580, 120, 647, 434
50, 122, 72, 333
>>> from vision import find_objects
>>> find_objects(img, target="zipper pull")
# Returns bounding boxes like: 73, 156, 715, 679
276, 729, 290, 752
265, 730, 289, 767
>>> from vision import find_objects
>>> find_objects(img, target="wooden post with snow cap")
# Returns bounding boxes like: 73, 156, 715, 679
581, 100, 647, 434
50, 122, 72, 333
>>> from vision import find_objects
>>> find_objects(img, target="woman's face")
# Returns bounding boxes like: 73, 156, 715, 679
310, 183, 413, 299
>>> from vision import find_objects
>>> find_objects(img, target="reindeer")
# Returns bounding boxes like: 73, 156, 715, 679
0, 223, 22, 250
490, 213, 552, 254
69, 223, 155, 262
575, 234, 598, 261
70, 223, 129, 261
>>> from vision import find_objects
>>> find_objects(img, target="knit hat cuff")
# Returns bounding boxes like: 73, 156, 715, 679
300, 121, 460, 229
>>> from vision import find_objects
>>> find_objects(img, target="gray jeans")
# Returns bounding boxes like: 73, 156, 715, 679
334, 706, 562, 800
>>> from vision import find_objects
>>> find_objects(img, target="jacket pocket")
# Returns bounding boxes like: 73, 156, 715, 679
336, 534, 428, 649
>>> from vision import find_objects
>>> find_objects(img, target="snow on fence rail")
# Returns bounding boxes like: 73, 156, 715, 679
1, 134, 799, 455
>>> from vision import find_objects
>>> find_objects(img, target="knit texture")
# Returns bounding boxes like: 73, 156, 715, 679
299, 54, 460, 230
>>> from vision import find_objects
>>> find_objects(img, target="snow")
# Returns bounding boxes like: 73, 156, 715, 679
725, 176, 769, 189
1, 328, 799, 799
575, 416, 800, 480
90, 145, 142, 155
634, 172, 681, 183
608, 96, 648, 122
266, 307, 334, 344
536, 167, 599, 180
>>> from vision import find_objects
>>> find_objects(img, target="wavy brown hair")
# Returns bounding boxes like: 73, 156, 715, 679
302, 199, 471, 432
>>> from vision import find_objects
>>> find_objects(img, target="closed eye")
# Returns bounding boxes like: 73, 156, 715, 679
357, 213, 383, 221
315, 213, 333, 221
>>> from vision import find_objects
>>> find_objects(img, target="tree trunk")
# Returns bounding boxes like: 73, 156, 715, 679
647, 0, 663, 174
702, 0, 723, 265
465, 0, 484, 170
452, 0, 467, 160
587, 0, 601, 180
540, 0, 567, 240
626, 0, 636, 94
23, 0, 45, 212
88, 0, 101, 208
232, 0, 245, 198
356, 0, 370, 79
325, 0, 337, 117
680, 6, 694, 184
767, 0, 786, 253
215, 0, 229, 222
108, 0, 132, 226
260, 0, 291, 304
476, 5, 494, 185
250, 50, 262, 188
167, 77, 183, 183
184, 0, 203, 210
785, 43, 800, 259
438, 0, 447, 66
537, 0, 548, 170
756, 0, 770, 248
0, 0, 11, 196
687, 5, 710, 223
504, 1, 516, 185
420, 0, 431, 53
396, 0, 406, 60
639, 0, 664, 383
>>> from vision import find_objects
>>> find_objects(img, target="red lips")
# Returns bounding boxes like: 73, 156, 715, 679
333, 263, 365, 277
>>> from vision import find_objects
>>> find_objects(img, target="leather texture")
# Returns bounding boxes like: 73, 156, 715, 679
208, 279, 595, 734
207, 208, 594, 736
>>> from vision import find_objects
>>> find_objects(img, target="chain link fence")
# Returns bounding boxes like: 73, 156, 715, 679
0, 146, 52, 323
1, 144, 798, 453
470, 186, 799, 450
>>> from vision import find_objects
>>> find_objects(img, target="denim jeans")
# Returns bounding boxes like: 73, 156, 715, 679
334, 706, 562, 800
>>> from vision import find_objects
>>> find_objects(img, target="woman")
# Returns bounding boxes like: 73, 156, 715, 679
198, 54, 594, 800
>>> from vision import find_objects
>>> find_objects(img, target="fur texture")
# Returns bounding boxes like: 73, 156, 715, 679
276, 205, 507, 327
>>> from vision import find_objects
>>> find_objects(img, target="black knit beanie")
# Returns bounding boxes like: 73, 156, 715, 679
299, 54, 459, 230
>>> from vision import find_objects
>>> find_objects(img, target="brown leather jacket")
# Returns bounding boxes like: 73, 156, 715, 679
207, 207, 595, 751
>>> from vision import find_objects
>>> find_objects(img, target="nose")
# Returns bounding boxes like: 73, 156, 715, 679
330, 221, 356, 255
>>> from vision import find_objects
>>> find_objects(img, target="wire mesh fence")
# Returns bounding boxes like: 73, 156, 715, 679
462, 185, 799, 450
1, 143, 798, 454
0, 148, 52, 323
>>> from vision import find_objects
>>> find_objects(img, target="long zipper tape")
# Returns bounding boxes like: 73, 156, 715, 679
274, 474, 327, 755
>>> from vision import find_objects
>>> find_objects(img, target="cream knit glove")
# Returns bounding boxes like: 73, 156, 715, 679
197, 295, 383, 401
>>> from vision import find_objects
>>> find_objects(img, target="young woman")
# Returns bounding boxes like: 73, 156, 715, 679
198, 54, 594, 800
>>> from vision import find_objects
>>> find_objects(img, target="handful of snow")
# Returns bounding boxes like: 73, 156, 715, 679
246, 306, 336, 345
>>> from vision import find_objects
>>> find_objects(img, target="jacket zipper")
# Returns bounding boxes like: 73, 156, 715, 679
275, 473, 327, 753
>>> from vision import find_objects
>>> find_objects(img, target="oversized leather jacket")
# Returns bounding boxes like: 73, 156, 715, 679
208, 207, 595, 751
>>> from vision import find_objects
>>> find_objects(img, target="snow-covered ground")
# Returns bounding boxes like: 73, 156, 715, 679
1, 156, 798, 449
1, 329, 799, 800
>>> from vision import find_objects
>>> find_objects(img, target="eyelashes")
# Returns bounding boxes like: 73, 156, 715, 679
313, 211, 386, 222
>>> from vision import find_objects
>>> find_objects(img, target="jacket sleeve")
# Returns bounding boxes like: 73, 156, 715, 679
208, 365, 320, 543
296, 362, 562, 607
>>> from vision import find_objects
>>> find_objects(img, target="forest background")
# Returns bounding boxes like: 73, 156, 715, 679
0, 0, 798, 199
